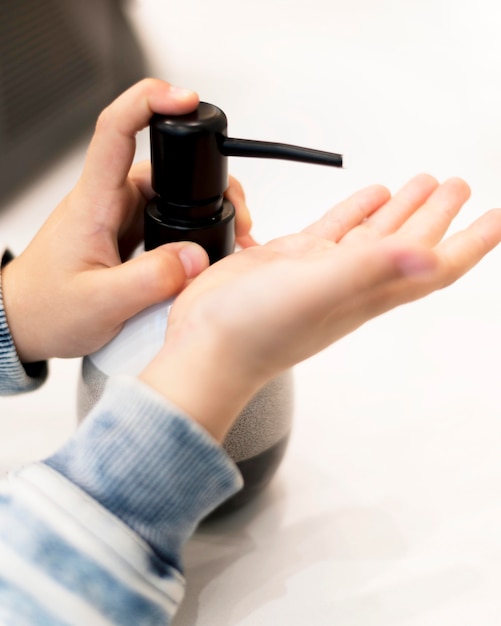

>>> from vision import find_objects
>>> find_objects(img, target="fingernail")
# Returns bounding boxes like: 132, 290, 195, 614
179, 245, 208, 277
169, 85, 197, 100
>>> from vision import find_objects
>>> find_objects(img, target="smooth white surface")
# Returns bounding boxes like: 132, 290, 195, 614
90, 300, 171, 376
2, 0, 501, 623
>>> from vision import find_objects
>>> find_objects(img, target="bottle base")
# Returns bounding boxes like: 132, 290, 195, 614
205, 434, 290, 519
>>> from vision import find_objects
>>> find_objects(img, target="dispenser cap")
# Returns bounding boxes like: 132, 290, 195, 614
150, 103, 229, 206
146, 102, 344, 261
150, 102, 344, 209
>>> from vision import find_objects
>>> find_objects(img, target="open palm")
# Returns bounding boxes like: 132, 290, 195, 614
167, 174, 501, 383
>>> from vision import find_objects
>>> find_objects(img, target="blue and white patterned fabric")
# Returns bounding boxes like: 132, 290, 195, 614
0, 249, 243, 625
0, 250, 48, 394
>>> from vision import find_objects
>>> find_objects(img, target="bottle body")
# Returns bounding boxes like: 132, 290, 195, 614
77, 299, 294, 515
77, 186, 294, 515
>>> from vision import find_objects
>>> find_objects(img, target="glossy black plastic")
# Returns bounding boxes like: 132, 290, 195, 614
150, 104, 229, 206
145, 197, 235, 264
145, 102, 343, 263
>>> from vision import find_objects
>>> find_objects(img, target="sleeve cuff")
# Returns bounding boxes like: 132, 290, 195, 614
0, 249, 48, 395
44, 376, 243, 568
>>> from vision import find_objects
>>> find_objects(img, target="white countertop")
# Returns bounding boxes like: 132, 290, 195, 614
2, 1, 501, 623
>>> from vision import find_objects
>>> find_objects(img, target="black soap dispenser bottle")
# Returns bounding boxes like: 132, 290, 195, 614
78, 103, 343, 514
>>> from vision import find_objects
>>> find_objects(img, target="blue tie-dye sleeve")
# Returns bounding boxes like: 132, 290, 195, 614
0, 377, 243, 624
0, 245, 243, 623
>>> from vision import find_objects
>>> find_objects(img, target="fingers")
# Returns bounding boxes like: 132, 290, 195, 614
342, 173, 439, 242
88, 241, 209, 324
304, 202, 501, 326
80, 79, 199, 198
128, 160, 153, 201
225, 175, 258, 247
124, 167, 259, 250
303, 184, 391, 241
304, 175, 471, 251
343, 207, 501, 324
394, 177, 471, 245
431, 207, 501, 287
114, 160, 153, 257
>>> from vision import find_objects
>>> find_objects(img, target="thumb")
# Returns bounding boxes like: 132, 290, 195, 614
92, 242, 209, 323
81, 79, 199, 198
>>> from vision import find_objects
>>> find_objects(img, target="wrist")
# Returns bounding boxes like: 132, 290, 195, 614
138, 327, 264, 443
0, 251, 48, 391
1, 256, 38, 363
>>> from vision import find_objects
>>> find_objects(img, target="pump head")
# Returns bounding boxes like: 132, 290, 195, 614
144, 102, 343, 262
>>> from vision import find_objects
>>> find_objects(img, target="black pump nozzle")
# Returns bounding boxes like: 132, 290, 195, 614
145, 102, 344, 262
221, 137, 343, 168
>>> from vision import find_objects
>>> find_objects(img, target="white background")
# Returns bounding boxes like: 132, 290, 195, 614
2, 1, 501, 623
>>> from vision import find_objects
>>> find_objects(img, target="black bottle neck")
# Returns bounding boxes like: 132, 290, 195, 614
144, 196, 235, 264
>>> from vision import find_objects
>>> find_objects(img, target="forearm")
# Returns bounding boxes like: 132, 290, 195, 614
0, 376, 242, 624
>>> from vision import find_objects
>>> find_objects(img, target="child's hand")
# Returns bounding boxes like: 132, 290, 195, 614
139, 174, 501, 441
1, 79, 254, 363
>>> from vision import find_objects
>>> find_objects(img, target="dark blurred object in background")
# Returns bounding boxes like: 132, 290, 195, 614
0, 0, 146, 205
